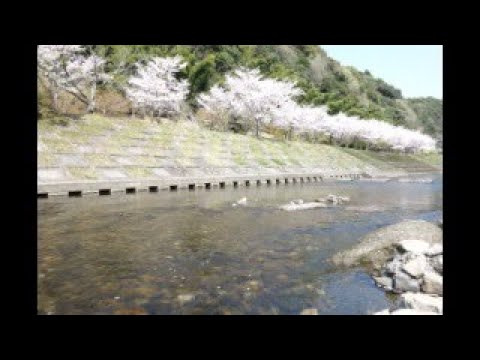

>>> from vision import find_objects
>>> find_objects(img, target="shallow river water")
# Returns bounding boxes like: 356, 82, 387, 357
38, 174, 442, 315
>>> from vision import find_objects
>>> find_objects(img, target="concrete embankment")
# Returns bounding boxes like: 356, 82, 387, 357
38, 115, 442, 197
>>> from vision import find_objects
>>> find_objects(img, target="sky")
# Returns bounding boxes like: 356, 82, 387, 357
319, 45, 442, 99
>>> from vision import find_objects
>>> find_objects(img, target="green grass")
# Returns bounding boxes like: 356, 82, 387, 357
38, 114, 443, 179
125, 167, 153, 178
68, 167, 98, 179
38, 153, 57, 167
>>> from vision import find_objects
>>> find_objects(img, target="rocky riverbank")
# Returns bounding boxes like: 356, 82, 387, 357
330, 218, 443, 315
372, 239, 442, 315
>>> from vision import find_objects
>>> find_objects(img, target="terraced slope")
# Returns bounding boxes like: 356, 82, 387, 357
38, 115, 442, 190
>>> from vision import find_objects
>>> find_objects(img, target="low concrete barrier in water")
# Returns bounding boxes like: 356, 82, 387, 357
37, 172, 365, 199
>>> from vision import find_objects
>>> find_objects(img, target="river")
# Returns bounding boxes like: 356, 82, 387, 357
38, 174, 442, 315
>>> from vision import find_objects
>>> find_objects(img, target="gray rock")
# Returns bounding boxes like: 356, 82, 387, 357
300, 308, 318, 315
373, 276, 393, 291
400, 292, 443, 313
430, 255, 443, 274
331, 220, 442, 268
397, 177, 433, 184
279, 202, 328, 211
402, 255, 428, 278
373, 309, 390, 315
426, 243, 443, 256
422, 271, 443, 295
393, 271, 420, 293
398, 240, 431, 255
326, 194, 350, 204
236, 197, 247, 206
390, 309, 439, 315
384, 257, 404, 276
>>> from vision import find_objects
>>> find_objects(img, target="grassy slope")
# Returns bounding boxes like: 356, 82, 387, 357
38, 115, 442, 181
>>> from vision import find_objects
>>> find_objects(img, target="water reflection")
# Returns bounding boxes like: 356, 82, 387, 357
38, 174, 442, 315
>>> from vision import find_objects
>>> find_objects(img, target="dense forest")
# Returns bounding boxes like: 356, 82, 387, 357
38, 45, 442, 144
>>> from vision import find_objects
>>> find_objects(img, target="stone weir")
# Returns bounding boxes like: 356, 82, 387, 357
38, 169, 364, 198
37, 115, 438, 198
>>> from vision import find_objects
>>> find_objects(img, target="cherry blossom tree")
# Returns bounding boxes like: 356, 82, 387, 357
125, 56, 189, 118
198, 68, 302, 137
38, 45, 82, 112
38, 45, 111, 113
197, 66, 436, 152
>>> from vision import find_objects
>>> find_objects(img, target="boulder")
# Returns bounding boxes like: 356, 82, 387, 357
422, 271, 443, 295
331, 220, 442, 268
430, 255, 443, 275
426, 243, 443, 256
373, 309, 390, 315
402, 255, 428, 278
300, 308, 318, 315
393, 271, 420, 293
373, 276, 393, 291
400, 292, 443, 313
384, 257, 404, 276
398, 240, 431, 255
390, 309, 439, 315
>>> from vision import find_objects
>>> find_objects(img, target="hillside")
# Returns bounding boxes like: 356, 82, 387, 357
38, 45, 443, 145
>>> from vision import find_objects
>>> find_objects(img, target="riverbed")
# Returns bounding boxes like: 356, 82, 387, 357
38, 174, 442, 315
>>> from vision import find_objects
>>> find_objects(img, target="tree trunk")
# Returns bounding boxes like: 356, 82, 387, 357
52, 90, 59, 113
255, 118, 259, 138
87, 82, 96, 113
